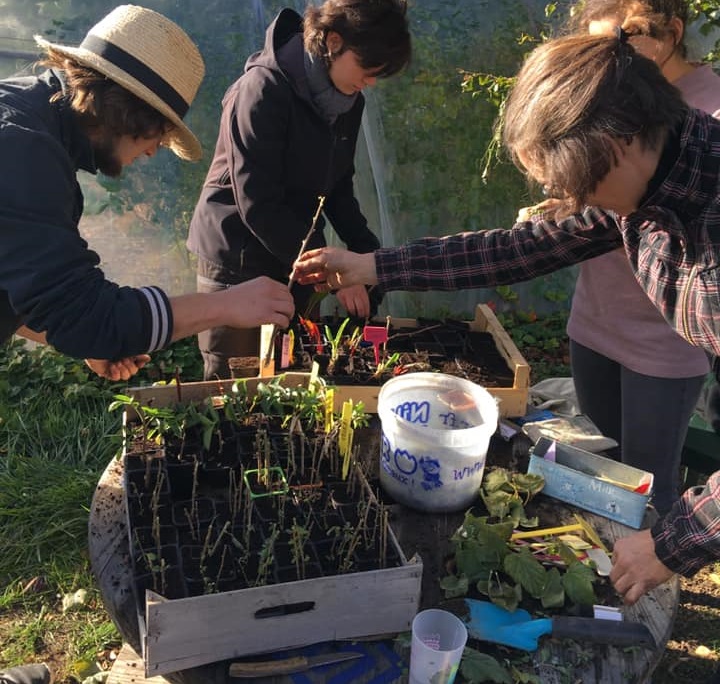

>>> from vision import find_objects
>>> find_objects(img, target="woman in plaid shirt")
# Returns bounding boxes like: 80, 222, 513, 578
294, 29, 720, 604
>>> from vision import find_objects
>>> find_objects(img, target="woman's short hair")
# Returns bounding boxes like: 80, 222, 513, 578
502, 32, 687, 212
41, 47, 172, 141
304, 0, 411, 78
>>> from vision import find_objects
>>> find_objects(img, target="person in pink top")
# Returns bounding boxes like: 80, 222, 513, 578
563, 0, 720, 516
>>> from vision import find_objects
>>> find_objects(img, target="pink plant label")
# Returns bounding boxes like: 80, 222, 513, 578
363, 325, 388, 366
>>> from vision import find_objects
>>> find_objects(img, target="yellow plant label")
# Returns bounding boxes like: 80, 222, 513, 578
340, 400, 354, 479
325, 388, 335, 433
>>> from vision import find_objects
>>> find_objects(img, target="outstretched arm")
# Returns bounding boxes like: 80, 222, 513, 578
295, 248, 378, 290
169, 276, 294, 342
611, 469, 720, 604
295, 206, 623, 293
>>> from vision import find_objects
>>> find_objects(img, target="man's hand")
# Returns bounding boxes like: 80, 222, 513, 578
335, 284, 371, 318
610, 528, 675, 605
169, 276, 295, 343
293, 247, 378, 290
222, 276, 295, 328
86, 355, 151, 381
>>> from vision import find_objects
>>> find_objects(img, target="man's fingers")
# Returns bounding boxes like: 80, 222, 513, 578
269, 312, 291, 329
620, 583, 645, 606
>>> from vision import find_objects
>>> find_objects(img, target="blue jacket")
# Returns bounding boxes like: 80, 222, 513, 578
0, 69, 173, 359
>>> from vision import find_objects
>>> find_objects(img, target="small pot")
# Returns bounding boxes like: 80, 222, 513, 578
229, 355, 260, 379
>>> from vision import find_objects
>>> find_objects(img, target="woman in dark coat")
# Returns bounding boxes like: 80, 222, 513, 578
187, 0, 411, 379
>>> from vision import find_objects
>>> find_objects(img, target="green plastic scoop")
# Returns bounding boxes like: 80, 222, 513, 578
461, 599, 656, 651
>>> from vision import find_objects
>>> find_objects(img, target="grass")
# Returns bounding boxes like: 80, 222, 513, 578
0, 386, 123, 678
0, 338, 202, 681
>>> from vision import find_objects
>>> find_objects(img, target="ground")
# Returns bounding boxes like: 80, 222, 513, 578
659, 569, 720, 682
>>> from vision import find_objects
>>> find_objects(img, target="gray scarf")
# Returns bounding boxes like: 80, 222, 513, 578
303, 50, 358, 124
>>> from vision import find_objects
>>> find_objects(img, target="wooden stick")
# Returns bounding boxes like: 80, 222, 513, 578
264, 195, 327, 365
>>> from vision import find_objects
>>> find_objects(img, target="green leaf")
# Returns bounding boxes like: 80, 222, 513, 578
504, 549, 548, 598
440, 573, 470, 599
456, 540, 505, 582
540, 567, 565, 609
460, 647, 513, 683
455, 513, 514, 544
482, 468, 511, 492
562, 562, 597, 606
487, 577, 522, 612
555, 541, 580, 567
511, 473, 545, 497
517, 515, 539, 529
510, 666, 541, 683
506, 498, 527, 527
481, 489, 514, 519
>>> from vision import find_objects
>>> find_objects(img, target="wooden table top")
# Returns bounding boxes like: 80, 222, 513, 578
91, 443, 678, 684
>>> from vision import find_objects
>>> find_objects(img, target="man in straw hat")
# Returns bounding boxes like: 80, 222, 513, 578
0, 4, 294, 383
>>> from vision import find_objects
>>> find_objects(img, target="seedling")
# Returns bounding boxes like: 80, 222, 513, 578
325, 317, 350, 368
120, 370, 406, 599
290, 518, 312, 580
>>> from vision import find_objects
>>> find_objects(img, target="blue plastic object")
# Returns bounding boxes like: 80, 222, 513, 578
463, 600, 552, 651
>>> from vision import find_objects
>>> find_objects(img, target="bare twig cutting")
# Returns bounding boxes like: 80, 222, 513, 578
264, 195, 326, 365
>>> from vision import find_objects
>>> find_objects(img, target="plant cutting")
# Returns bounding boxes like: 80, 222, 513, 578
263, 195, 327, 366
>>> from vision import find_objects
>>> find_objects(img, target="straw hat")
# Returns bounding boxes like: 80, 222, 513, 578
35, 5, 205, 161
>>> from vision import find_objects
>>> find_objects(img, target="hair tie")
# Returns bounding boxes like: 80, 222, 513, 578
616, 26, 629, 44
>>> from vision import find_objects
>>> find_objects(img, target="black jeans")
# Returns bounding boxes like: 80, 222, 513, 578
570, 339, 705, 515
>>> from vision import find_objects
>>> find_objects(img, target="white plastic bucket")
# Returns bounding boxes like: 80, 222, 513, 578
378, 372, 499, 513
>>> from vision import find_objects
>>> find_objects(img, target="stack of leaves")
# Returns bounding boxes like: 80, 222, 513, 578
440, 468, 598, 612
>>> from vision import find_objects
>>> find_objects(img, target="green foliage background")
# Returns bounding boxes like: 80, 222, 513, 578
2, 0, 716, 319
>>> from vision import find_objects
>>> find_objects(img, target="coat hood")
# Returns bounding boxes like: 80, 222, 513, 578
244, 8, 311, 104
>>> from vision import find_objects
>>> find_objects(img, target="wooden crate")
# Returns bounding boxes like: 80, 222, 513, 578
123, 379, 423, 678
260, 304, 530, 417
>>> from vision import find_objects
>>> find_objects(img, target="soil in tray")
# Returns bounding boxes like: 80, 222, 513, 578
271, 317, 516, 387
124, 424, 400, 600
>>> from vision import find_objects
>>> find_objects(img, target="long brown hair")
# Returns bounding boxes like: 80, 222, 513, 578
569, 0, 689, 57
502, 32, 687, 212
41, 47, 172, 140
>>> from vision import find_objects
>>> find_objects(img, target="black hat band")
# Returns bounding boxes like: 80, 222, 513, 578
80, 34, 189, 119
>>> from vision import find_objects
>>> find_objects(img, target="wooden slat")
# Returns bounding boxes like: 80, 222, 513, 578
108, 643, 169, 684
144, 561, 421, 676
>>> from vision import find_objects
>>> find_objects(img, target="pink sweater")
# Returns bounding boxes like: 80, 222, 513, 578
566, 64, 720, 377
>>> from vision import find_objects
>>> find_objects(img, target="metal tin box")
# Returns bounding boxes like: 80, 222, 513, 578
527, 437, 653, 529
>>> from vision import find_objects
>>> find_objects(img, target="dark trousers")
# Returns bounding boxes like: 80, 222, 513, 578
196, 274, 261, 381
570, 339, 705, 515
